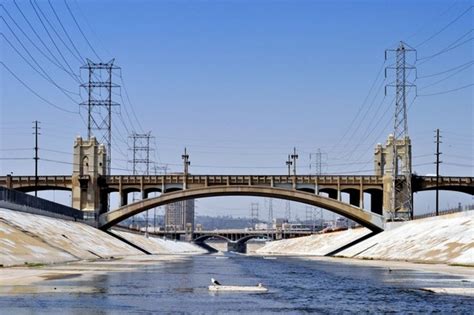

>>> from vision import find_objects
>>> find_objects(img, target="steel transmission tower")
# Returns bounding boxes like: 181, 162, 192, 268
129, 132, 154, 233
385, 42, 416, 220
309, 148, 327, 175
80, 59, 120, 175
285, 201, 291, 222
309, 148, 325, 227
267, 198, 273, 232
250, 203, 259, 228
129, 132, 154, 176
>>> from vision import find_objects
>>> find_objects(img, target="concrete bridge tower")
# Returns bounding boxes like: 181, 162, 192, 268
71, 136, 107, 220
374, 134, 412, 220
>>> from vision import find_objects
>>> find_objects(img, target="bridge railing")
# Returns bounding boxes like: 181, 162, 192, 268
105, 175, 384, 186
0, 187, 84, 221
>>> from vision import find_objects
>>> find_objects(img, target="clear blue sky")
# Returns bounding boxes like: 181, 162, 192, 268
1, 0, 472, 219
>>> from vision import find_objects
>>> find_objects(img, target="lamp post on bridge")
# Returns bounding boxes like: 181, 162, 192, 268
291, 147, 298, 176
182, 147, 190, 176
285, 155, 292, 176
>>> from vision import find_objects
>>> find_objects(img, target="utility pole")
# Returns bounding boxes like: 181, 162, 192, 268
385, 41, 416, 220
435, 129, 442, 216
32, 121, 40, 197
291, 147, 298, 176
80, 59, 120, 175
182, 147, 190, 176
285, 155, 292, 176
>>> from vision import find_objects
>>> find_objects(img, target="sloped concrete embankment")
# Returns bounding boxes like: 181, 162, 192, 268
256, 228, 372, 256
256, 211, 473, 266
337, 210, 473, 266
0, 208, 204, 267
109, 229, 207, 255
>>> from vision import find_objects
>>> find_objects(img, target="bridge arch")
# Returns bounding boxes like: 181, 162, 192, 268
234, 234, 270, 245
99, 185, 384, 231
194, 234, 231, 243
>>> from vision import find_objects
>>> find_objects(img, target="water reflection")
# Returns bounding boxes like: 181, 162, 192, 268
0, 255, 472, 314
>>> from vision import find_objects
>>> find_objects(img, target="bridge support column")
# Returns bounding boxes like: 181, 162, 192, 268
227, 241, 246, 253
71, 136, 107, 220
6, 175, 12, 189
375, 135, 412, 220
185, 223, 193, 242
337, 178, 341, 201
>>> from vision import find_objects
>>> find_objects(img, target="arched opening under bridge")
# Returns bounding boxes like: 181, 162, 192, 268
99, 186, 385, 232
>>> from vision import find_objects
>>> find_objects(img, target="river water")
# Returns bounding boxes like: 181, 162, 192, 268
1, 254, 472, 314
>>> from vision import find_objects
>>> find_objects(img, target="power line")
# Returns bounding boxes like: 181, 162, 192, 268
27, 0, 79, 79
31, 0, 83, 64
418, 83, 473, 96
10, 0, 81, 82
333, 68, 388, 159
415, 5, 473, 47
47, 0, 85, 63
327, 60, 386, 155
418, 36, 473, 63
418, 62, 474, 91
0, 30, 81, 99
1, 4, 80, 82
63, 0, 102, 61
418, 59, 474, 78
115, 70, 144, 133
0, 61, 79, 114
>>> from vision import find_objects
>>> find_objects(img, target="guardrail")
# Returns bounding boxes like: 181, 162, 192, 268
413, 204, 474, 220
0, 187, 84, 221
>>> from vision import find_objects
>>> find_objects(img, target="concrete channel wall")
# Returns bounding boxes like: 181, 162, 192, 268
0, 208, 204, 267
256, 228, 372, 256
336, 210, 473, 265
257, 210, 473, 266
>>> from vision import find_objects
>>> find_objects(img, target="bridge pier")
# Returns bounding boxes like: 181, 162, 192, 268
227, 241, 246, 253
71, 137, 107, 220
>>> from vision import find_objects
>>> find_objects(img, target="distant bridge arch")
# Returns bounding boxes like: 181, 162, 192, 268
194, 234, 231, 243
99, 185, 385, 231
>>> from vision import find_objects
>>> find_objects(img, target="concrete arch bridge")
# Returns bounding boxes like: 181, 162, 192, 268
99, 185, 386, 232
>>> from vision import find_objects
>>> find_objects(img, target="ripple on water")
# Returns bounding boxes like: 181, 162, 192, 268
0, 255, 472, 314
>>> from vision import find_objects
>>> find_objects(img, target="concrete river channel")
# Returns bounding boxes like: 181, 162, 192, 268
0, 253, 472, 314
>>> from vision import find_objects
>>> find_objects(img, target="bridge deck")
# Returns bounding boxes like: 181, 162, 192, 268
0, 174, 471, 194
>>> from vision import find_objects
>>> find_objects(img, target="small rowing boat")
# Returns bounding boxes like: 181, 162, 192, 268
208, 285, 268, 292
209, 278, 268, 292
